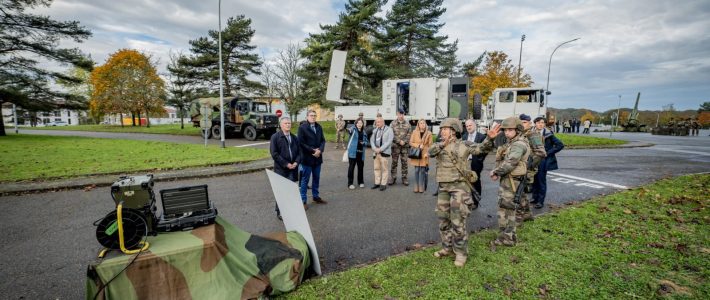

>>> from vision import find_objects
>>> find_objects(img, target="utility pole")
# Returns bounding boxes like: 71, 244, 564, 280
517, 34, 525, 86
13, 103, 18, 134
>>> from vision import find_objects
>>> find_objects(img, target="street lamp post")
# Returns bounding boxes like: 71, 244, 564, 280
517, 34, 525, 86
218, 0, 225, 148
545, 38, 580, 96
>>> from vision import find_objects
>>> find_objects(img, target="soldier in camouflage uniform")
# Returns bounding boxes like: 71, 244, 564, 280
430, 118, 499, 267
390, 108, 412, 185
490, 117, 531, 247
335, 114, 346, 149
518, 114, 547, 222
691, 118, 700, 136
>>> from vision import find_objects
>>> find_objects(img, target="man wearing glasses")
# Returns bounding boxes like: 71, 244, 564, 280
297, 110, 328, 209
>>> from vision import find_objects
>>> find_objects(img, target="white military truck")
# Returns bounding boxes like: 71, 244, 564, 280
326, 50, 471, 128
326, 50, 548, 132
480, 87, 548, 127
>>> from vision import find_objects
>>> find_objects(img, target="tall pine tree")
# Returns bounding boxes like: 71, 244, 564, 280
181, 15, 263, 97
299, 0, 387, 105
0, 0, 93, 136
376, 0, 459, 78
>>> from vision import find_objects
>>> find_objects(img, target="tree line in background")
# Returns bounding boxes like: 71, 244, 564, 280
13, 0, 706, 136
550, 102, 710, 129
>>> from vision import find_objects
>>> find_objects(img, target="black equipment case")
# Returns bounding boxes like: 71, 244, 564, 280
156, 185, 217, 232
109, 174, 157, 233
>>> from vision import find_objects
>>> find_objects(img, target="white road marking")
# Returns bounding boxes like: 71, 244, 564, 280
548, 172, 629, 189
234, 141, 271, 148
651, 147, 710, 156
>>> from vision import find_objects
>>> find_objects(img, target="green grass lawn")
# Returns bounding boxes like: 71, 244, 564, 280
23, 123, 202, 136
285, 174, 709, 299
21, 121, 626, 147
556, 133, 627, 147
0, 134, 269, 182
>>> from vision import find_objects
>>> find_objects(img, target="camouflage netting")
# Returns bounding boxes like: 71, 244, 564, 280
86, 217, 311, 300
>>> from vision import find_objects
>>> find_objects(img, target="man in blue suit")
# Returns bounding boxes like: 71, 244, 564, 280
270, 117, 301, 220
531, 117, 564, 209
297, 110, 328, 209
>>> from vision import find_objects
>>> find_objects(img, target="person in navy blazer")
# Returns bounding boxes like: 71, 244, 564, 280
270, 117, 301, 219
461, 119, 488, 196
531, 117, 564, 209
297, 110, 328, 208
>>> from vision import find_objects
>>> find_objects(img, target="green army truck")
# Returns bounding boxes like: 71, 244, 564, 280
190, 97, 279, 141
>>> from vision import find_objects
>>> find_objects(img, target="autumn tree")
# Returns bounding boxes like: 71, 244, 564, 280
375, 0, 459, 78
471, 51, 533, 105
0, 0, 92, 136
580, 110, 595, 124
90, 49, 165, 127
181, 15, 263, 97
300, 0, 386, 105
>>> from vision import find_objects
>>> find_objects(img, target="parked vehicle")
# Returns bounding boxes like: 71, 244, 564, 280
46, 121, 69, 126
189, 97, 279, 141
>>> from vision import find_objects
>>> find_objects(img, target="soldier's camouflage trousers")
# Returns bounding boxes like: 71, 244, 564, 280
496, 177, 523, 245
436, 181, 474, 256
390, 144, 409, 181
516, 180, 532, 223
335, 130, 346, 148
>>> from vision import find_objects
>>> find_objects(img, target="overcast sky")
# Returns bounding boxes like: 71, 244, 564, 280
32, 0, 710, 111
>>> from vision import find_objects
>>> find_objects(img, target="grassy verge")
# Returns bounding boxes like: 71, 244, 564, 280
556, 133, 627, 147
23, 123, 202, 135
0, 134, 269, 182
285, 174, 710, 299
20, 122, 627, 147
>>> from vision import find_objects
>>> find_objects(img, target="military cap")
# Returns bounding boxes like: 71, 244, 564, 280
519, 114, 531, 121
533, 117, 546, 123
397, 108, 405, 114
440, 118, 462, 133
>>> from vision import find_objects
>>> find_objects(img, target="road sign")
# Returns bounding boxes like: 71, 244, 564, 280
200, 106, 212, 129
276, 109, 283, 118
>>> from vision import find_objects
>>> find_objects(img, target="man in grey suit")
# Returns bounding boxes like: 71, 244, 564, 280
370, 117, 394, 191
461, 119, 488, 196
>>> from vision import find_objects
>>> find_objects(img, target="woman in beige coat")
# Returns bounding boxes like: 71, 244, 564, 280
409, 119, 433, 193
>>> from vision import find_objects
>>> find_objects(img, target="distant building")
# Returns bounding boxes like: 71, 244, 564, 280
1, 102, 84, 126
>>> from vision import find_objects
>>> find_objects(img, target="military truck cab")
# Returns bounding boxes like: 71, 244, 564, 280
481, 87, 547, 127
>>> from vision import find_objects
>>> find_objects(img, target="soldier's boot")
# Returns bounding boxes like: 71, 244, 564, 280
433, 248, 453, 258
388, 177, 396, 185
454, 254, 467, 267
402, 177, 409, 186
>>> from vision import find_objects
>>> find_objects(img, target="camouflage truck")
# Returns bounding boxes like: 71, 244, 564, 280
86, 216, 312, 299
190, 97, 279, 141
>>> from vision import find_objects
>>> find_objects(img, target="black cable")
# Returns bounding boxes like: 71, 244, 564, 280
92, 211, 149, 300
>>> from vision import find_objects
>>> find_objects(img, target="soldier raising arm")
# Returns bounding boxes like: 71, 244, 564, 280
428, 118, 500, 267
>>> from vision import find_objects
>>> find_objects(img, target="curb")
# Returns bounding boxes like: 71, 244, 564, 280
0, 159, 273, 196
565, 141, 654, 149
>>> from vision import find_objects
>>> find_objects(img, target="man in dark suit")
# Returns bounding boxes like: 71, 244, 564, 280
270, 117, 301, 220
531, 117, 564, 209
461, 119, 488, 196
297, 110, 328, 209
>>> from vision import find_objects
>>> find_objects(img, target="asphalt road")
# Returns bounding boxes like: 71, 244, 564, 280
1, 130, 708, 299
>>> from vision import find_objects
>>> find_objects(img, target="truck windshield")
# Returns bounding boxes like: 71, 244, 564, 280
252, 103, 269, 112
516, 90, 539, 103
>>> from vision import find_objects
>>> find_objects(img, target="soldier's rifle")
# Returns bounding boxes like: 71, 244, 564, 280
442, 144, 481, 209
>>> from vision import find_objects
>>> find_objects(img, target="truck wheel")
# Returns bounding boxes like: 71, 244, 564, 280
244, 126, 257, 141
473, 93, 482, 120
211, 125, 221, 140
201, 128, 212, 139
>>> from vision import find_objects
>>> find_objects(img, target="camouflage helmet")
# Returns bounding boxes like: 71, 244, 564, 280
500, 117, 523, 131
440, 118, 462, 133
